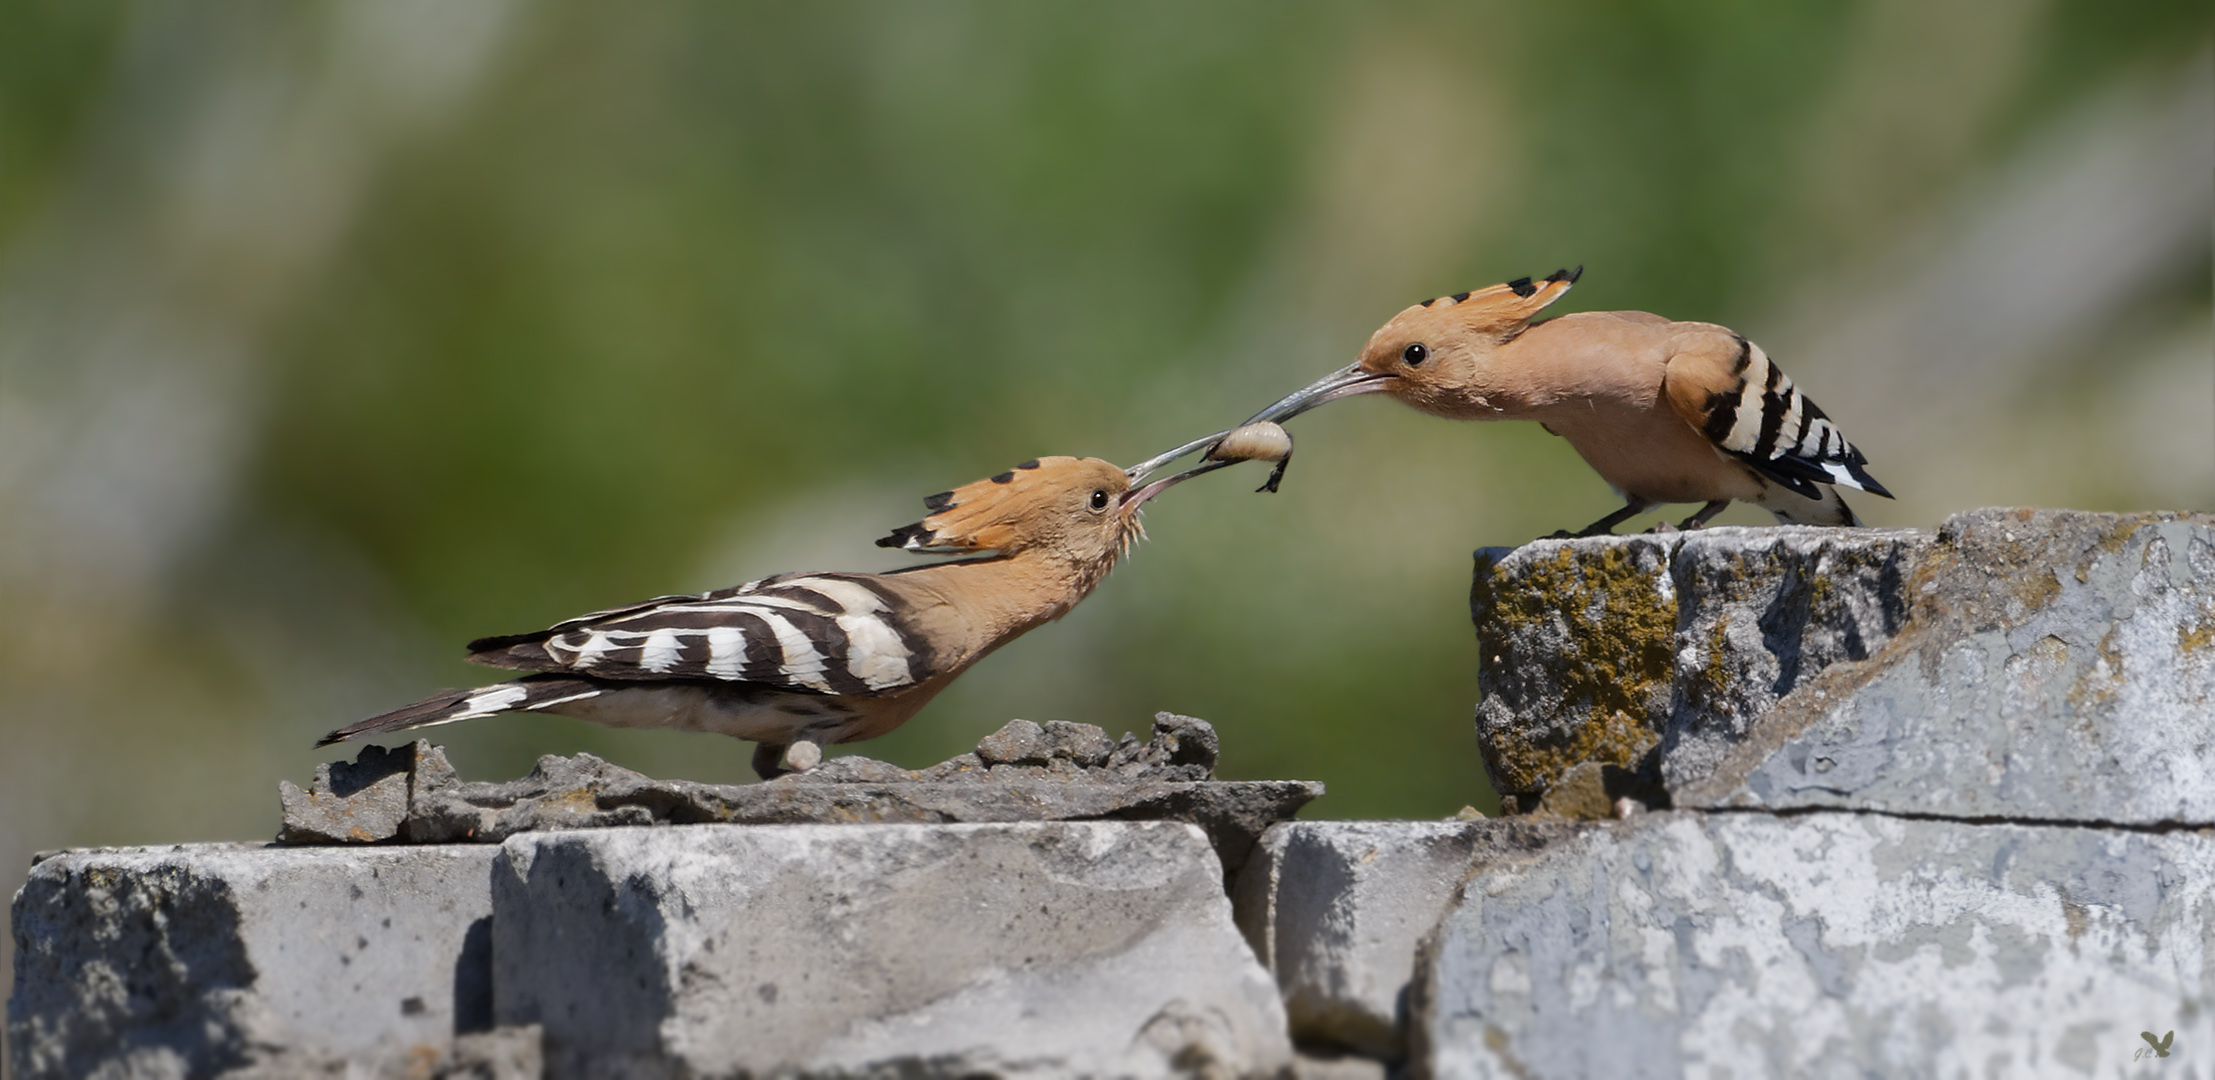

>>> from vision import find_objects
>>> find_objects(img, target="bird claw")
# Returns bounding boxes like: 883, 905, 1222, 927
1644, 522, 1679, 535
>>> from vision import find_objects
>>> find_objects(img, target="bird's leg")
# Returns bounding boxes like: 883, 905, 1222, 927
752, 742, 790, 781
1677, 500, 1732, 531
1549, 499, 1653, 539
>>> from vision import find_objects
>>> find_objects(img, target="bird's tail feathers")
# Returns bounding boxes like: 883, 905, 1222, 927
316, 676, 602, 747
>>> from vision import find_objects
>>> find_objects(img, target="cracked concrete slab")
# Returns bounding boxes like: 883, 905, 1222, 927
1416, 809, 2215, 1079
493, 821, 1293, 1078
1683, 510, 2215, 824
7, 844, 499, 1080
1234, 820, 1574, 1062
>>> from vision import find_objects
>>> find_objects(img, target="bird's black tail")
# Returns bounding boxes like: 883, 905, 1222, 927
316, 675, 603, 747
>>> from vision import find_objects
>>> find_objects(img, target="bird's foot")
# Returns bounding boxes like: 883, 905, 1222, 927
1644, 521, 1679, 534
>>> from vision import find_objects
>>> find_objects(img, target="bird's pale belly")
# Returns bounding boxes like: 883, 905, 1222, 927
548, 683, 866, 744
1547, 408, 1768, 505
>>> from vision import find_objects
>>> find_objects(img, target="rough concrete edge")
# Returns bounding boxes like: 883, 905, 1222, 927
1670, 508, 2215, 815
1402, 818, 1598, 1079
1471, 523, 1934, 811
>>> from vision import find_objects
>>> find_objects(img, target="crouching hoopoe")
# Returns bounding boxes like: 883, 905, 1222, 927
1242, 268, 1892, 536
319, 454, 1235, 778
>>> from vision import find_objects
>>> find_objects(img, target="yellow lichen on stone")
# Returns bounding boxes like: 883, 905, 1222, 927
1474, 544, 1678, 796
2016, 567, 2062, 615
1694, 616, 1734, 702
2182, 621, 2215, 654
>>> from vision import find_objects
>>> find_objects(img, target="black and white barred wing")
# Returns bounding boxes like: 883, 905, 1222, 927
1664, 333, 1893, 501
466, 572, 938, 697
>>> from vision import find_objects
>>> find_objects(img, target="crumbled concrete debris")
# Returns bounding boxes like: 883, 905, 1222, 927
278, 713, 1321, 874
275, 742, 415, 844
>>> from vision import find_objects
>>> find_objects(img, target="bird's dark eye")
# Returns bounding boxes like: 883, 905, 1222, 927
1402, 343, 1429, 366
1089, 489, 1109, 511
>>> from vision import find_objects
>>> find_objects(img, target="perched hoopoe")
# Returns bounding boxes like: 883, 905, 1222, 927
1240, 268, 1892, 535
319, 454, 1239, 779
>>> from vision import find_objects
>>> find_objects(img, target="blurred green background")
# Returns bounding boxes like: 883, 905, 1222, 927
2, 0, 2210, 1008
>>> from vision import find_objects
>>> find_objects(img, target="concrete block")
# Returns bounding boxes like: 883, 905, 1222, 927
1685, 509, 2215, 824
7, 843, 498, 1079
1472, 523, 1924, 808
1234, 820, 1570, 1061
491, 821, 1294, 1078
1472, 509, 2215, 826
1416, 810, 2215, 1078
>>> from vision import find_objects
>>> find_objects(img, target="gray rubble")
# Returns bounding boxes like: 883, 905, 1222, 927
279, 712, 1321, 873
495, 821, 1294, 1078
1472, 509, 2215, 824
1417, 809, 2215, 1079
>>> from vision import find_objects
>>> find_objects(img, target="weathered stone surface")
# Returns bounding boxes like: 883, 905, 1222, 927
1416, 810, 2215, 1079
280, 713, 1320, 874
1234, 820, 1573, 1062
1473, 509, 2215, 826
1472, 524, 1924, 808
1683, 509, 2215, 824
492, 821, 1294, 1079
7, 844, 498, 1080
217, 1025, 543, 1079
276, 742, 415, 844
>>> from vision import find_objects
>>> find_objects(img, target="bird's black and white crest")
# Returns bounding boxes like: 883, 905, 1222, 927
1695, 336, 1892, 501
465, 571, 939, 697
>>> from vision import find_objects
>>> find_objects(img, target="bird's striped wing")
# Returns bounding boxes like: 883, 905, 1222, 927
1662, 332, 1892, 501
465, 572, 937, 697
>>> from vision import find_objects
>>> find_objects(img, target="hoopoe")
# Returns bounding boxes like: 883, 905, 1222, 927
1239, 268, 1892, 535
319, 453, 1242, 779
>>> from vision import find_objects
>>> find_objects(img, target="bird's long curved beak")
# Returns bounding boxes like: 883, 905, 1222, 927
1120, 364, 1391, 504
1122, 440, 1238, 510
1124, 432, 1231, 488
1237, 362, 1397, 426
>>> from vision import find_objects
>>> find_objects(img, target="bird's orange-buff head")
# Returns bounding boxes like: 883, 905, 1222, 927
1243, 267, 1581, 425
876, 456, 1154, 571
